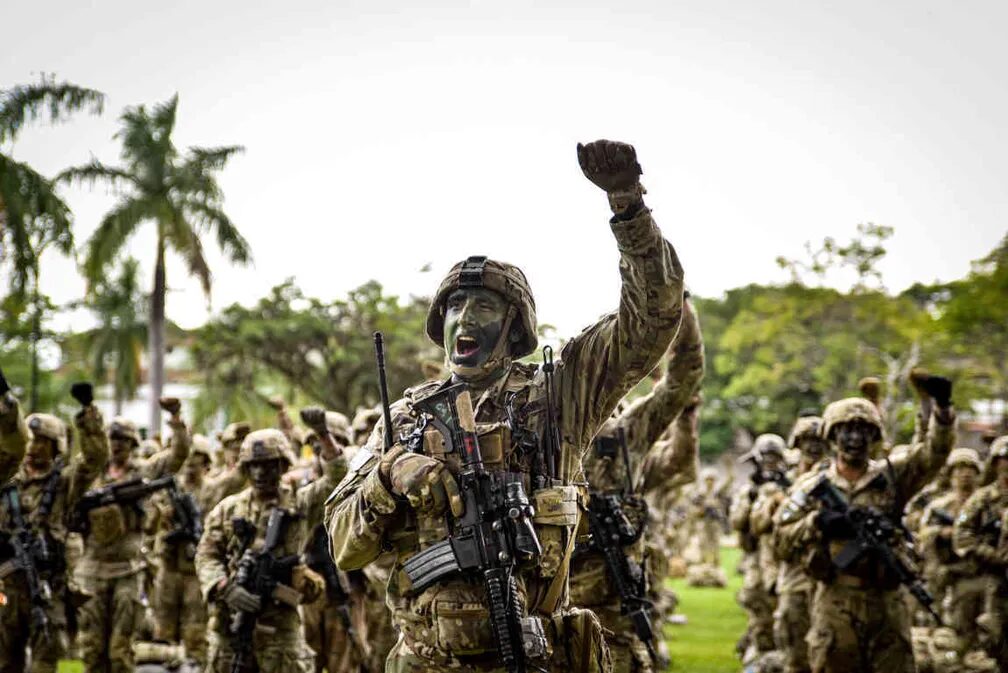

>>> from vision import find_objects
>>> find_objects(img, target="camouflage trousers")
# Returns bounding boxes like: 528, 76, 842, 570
78, 573, 144, 673
386, 608, 611, 673
738, 562, 775, 653
302, 591, 370, 673
592, 606, 654, 673
364, 590, 397, 672
979, 576, 1008, 668
205, 625, 314, 673
942, 574, 986, 653
806, 582, 913, 673
773, 587, 811, 673
152, 565, 206, 663
0, 576, 68, 673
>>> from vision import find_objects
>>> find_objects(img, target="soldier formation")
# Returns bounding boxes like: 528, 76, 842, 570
0, 138, 1004, 673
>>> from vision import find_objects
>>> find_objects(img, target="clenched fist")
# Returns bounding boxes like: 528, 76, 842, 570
382, 449, 463, 518
577, 139, 642, 193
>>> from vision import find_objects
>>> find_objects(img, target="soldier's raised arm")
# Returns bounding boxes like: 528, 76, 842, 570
889, 376, 956, 496
297, 407, 351, 526
66, 385, 110, 506
0, 370, 28, 483
138, 397, 191, 478
616, 298, 704, 458
636, 400, 701, 495
558, 140, 684, 465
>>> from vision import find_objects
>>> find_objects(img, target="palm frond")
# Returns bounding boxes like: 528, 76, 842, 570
57, 158, 139, 191
183, 199, 252, 265
0, 74, 104, 143
165, 211, 212, 298
82, 197, 154, 284
184, 144, 245, 172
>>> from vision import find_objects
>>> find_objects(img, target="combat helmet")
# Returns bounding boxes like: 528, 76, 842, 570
426, 256, 538, 358
946, 447, 982, 472
820, 398, 883, 440
787, 416, 823, 449
109, 416, 141, 446
26, 413, 67, 455
188, 434, 214, 464
351, 406, 381, 443
238, 429, 292, 467
752, 433, 786, 458
304, 411, 353, 446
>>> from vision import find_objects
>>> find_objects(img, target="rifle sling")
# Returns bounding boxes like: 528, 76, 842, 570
539, 502, 581, 615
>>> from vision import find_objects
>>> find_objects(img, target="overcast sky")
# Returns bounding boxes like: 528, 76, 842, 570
3, 0, 1006, 338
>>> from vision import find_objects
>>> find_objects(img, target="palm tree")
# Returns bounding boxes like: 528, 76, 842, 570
84, 257, 148, 414
60, 94, 250, 432
0, 74, 105, 408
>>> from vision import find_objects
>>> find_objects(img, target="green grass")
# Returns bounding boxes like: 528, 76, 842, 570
665, 546, 746, 673
59, 548, 746, 673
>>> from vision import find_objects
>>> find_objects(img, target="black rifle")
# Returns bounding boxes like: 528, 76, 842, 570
584, 492, 656, 662
0, 483, 53, 638
71, 475, 176, 534
927, 508, 955, 527
304, 523, 347, 603
752, 468, 792, 489
402, 383, 542, 673
229, 508, 299, 673
164, 482, 203, 558
808, 478, 943, 624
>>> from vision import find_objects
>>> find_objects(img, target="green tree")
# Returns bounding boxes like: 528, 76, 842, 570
190, 280, 439, 427
60, 94, 249, 432
82, 257, 148, 414
0, 74, 105, 408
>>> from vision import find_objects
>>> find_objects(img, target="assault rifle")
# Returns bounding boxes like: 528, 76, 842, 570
927, 508, 955, 527
229, 508, 300, 673
71, 475, 175, 534
0, 483, 53, 638
402, 383, 543, 673
164, 482, 203, 558
304, 523, 347, 603
809, 478, 943, 624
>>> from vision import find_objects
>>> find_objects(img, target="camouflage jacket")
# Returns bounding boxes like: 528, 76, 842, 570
952, 482, 1008, 573
919, 489, 974, 575
0, 396, 28, 484
76, 418, 191, 580
773, 409, 955, 588
0, 406, 108, 584
194, 457, 344, 638
324, 206, 683, 660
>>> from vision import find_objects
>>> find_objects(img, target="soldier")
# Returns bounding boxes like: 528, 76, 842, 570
774, 379, 956, 673
0, 371, 28, 483
76, 399, 191, 673
298, 409, 373, 673
203, 422, 250, 509
764, 416, 829, 673
692, 467, 727, 571
325, 139, 683, 673
919, 448, 984, 652
149, 428, 214, 666
733, 434, 787, 663
194, 428, 338, 672
571, 297, 704, 673
952, 436, 1008, 668
0, 390, 109, 672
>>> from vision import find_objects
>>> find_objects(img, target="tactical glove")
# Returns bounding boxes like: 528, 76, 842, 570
816, 509, 856, 539
577, 139, 642, 192
159, 396, 182, 416
920, 375, 953, 408
222, 583, 261, 613
385, 451, 464, 518
299, 407, 327, 435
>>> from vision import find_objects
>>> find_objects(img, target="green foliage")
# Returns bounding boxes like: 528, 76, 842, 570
776, 222, 894, 291
190, 279, 440, 426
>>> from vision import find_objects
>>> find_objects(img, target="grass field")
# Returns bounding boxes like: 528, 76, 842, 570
59, 547, 746, 673
666, 546, 746, 673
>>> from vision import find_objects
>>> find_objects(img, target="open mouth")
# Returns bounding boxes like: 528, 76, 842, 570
455, 335, 481, 358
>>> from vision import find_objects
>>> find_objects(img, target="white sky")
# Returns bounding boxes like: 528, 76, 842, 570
3, 0, 1006, 338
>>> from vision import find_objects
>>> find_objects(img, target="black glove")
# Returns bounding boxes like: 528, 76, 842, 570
817, 509, 856, 539
920, 375, 952, 408
70, 382, 94, 407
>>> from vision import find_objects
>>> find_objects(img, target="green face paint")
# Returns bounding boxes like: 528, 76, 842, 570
443, 287, 509, 373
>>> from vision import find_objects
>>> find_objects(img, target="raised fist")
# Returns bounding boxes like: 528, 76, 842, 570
159, 397, 182, 416
71, 382, 94, 407
577, 139, 642, 192
267, 396, 286, 411
299, 407, 326, 433
920, 375, 953, 408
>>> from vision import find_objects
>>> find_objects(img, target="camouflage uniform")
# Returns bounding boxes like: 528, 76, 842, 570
735, 435, 787, 660
952, 437, 1008, 669
0, 392, 28, 484
0, 408, 108, 673
774, 398, 955, 673
195, 429, 342, 673
571, 298, 704, 673
326, 199, 683, 673
76, 416, 191, 673
148, 433, 214, 664
763, 417, 829, 673
203, 423, 250, 509
919, 448, 984, 652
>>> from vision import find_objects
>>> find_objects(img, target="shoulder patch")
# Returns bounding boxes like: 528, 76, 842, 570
349, 447, 376, 473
